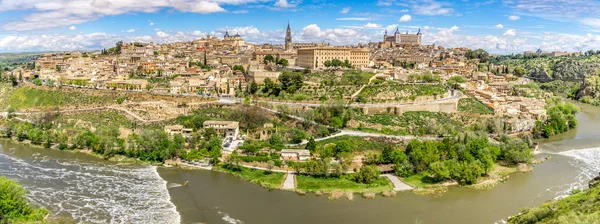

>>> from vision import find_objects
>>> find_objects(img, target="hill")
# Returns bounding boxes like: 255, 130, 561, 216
508, 174, 600, 224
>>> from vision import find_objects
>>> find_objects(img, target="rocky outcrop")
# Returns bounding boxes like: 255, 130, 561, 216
575, 76, 600, 106
527, 59, 599, 80
589, 172, 600, 188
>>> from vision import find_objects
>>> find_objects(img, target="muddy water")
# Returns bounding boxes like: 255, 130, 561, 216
0, 101, 598, 224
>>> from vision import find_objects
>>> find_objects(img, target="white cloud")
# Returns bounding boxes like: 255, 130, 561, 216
581, 18, 600, 29
495, 24, 504, 28
508, 15, 520, 21
385, 24, 398, 33
299, 24, 377, 45
504, 0, 600, 21
363, 23, 381, 28
149, 21, 154, 26
503, 29, 516, 36
399, 14, 412, 22
274, 0, 298, 8
2, 24, 599, 54
156, 31, 169, 38
413, 1, 453, 16
69, 26, 76, 30
376, 0, 394, 6
340, 7, 350, 14
188, 1, 226, 13
0, 0, 248, 31
126, 29, 136, 33
336, 17, 370, 21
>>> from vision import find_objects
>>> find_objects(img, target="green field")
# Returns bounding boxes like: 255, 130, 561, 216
359, 82, 447, 102
356, 111, 464, 136
215, 165, 285, 189
458, 98, 494, 114
295, 174, 392, 193
0, 86, 115, 110
314, 135, 398, 152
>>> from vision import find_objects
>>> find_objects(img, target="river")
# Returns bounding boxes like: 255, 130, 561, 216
1, 101, 599, 224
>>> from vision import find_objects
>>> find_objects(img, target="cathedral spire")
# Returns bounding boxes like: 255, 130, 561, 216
285, 22, 293, 51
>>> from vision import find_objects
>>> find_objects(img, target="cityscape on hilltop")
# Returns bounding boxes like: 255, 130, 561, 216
0, 1, 600, 224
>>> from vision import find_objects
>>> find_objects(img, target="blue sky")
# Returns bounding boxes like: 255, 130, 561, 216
1, 0, 600, 53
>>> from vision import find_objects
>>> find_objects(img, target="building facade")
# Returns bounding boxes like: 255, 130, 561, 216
383, 27, 422, 45
296, 47, 370, 69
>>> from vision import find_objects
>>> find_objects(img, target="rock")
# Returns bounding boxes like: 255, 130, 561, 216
589, 172, 600, 188
345, 119, 360, 129
362, 192, 376, 199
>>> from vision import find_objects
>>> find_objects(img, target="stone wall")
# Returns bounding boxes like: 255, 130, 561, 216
361, 100, 458, 115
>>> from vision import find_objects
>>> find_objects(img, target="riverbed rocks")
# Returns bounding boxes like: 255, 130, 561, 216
589, 172, 600, 188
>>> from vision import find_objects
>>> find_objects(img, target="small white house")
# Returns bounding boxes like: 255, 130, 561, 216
280, 149, 311, 161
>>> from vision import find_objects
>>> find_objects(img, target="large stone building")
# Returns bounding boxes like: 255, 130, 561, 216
383, 27, 422, 46
296, 47, 370, 69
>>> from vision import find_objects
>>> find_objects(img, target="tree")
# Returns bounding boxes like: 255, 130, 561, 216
233, 65, 245, 73
266, 160, 275, 173
277, 59, 289, 67
263, 55, 275, 64
330, 116, 343, 128
278, 71, 303, 94
115, 41, 123, 54
429, 161, 451, 181
305, 136, 316, 152
263, 78, 274, 93
354, 165, 380, 184
334, 140, 352, 158
269, 133, 284, 151
324, 60, 332, 68
0, 177, 48, 221
513, 66, 526, 77
291, 129, 307, 144
343, 59, 352, 68
249, 81, 258, 95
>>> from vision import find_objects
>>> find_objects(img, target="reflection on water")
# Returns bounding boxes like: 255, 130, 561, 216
0, 141, 180, 224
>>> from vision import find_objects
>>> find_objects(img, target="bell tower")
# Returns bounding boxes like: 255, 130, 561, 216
285, 22, 293, 51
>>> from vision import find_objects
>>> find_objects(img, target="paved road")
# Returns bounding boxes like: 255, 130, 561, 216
381, 174, 413, 191
286, 129, 442, 147
281, 173, 296, 190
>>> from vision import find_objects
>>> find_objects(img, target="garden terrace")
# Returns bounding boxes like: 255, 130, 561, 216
353, 111, 465, 136
458, 98, 494, 114
358, 82, 447, 103
303, 70, 375, 86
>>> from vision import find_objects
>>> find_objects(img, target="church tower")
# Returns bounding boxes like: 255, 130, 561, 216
285, 22, 293, 51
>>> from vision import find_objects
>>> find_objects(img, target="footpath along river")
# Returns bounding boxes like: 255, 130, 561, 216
0, 100, 599, 224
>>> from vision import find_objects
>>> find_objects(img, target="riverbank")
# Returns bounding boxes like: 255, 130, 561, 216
0, 135, 538, 198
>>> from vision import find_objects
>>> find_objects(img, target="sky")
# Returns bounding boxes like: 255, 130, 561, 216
1, 0, 600, 54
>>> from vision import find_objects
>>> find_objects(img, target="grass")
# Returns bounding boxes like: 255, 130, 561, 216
359, 82, 447, 102
0, 85, 115, 110
295, 174, 393, 193
355, 111, 464, 136
55, 111, 136, 130
458, 98, 494, 114
402, 172, 440, 188
214, 165, 285, 189
314, 135, 398, 152
508, 183, 600, 224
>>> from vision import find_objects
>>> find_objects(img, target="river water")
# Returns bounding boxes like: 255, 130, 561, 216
0, 101, 599, 224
